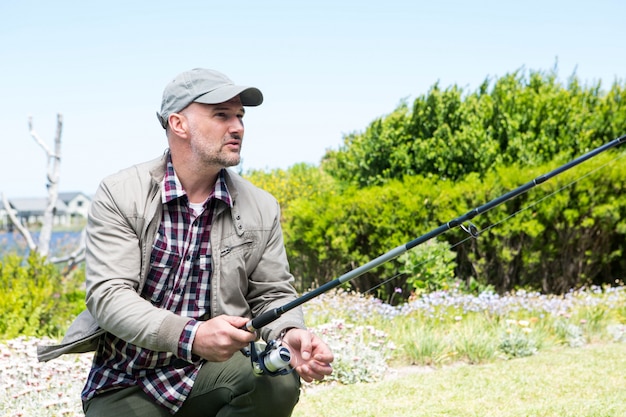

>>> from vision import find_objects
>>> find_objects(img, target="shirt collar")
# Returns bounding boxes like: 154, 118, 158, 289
162, 154, 232, 207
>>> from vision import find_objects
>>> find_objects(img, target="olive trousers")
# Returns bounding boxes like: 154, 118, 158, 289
83, 352, 301, 417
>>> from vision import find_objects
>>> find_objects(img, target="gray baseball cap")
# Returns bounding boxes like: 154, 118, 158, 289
156, 68, 263, 128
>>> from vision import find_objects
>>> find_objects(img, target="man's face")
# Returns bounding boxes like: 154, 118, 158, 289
183, 97, 245, 168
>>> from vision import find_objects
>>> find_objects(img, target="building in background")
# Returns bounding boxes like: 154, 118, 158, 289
0, 192, 91, 231
58, 192, 91, 220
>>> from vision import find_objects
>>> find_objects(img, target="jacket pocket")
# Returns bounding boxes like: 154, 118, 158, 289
217, 237, 256, 306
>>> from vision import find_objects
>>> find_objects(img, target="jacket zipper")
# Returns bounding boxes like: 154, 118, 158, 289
220, 240, 253, 256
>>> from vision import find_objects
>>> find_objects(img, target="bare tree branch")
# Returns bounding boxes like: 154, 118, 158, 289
50, 228, 86, 274
1, 192, 37, 251
28, 115, 54, 155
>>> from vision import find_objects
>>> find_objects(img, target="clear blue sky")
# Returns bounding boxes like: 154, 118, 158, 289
1, 0, 624, 198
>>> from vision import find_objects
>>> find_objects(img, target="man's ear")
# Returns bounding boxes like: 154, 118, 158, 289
168, 112, 189, 138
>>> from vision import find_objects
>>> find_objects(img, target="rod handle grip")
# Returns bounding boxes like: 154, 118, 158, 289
243, 308, 282, 332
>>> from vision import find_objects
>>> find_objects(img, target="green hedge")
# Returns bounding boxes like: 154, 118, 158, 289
280, 152, 626, 298
322, 68, 626, 187
0, 253, 86, 339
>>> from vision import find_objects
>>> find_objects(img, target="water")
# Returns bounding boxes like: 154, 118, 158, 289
0, 230, 83, 258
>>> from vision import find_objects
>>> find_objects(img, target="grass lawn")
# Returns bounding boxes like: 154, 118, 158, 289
293, 342, 626, 417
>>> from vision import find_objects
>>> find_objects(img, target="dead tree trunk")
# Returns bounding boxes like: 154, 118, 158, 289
1, 114, 85, 266
30, 114, 63, 257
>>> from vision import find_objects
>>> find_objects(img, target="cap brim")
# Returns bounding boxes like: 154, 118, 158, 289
194, 85, 263, 107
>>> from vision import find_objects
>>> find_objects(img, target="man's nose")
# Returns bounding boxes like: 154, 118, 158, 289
230, 117, 244, 133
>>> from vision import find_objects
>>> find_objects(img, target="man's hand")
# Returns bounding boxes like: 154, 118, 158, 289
282, 328, 334, 383
191, 315, 257, 362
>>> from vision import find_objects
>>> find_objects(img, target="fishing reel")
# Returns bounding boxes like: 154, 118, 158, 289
243, 339, 292, 377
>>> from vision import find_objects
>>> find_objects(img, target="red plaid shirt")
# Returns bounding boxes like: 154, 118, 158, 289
82, 157, 232, 413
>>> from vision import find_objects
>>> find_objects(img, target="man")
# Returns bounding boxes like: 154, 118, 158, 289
38, 68, 333, 416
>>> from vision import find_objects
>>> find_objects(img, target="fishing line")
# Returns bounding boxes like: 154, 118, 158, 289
364, 272, 405, 295
479, 149, 626, 236
365, 148, 626, 297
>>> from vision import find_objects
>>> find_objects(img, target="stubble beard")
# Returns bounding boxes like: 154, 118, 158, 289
190, 130, 242, 169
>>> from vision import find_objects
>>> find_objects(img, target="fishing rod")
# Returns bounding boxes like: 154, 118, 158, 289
245, 134, 626, 376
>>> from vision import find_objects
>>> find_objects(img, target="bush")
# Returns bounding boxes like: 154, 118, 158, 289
460, 152, 626, 293
0, 253, 85, 339
245, 163, 338, 212
322, 68, 626, 187
399, 238, 457, 295
283, 175, 464, 298
283, 150, 626, 297
499, 319, 539, 358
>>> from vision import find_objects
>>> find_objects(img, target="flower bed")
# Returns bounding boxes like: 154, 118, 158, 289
0, 337, 91, 417
2, 286, 625, 415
